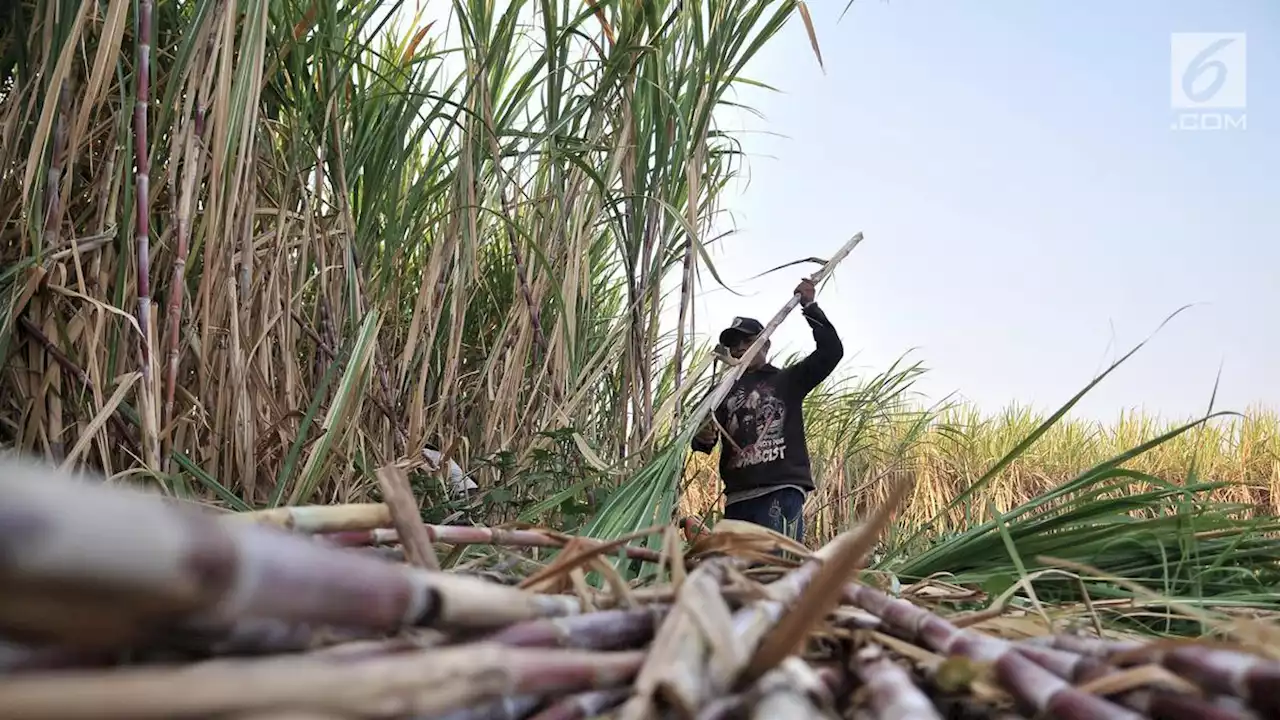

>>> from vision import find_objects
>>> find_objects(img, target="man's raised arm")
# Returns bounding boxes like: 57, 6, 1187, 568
788, 279, 843, 394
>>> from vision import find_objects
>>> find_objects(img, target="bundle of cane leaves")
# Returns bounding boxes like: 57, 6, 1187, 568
876, 322, 1280, 638
888, 464, 1280, 637
578, 434, 692, 581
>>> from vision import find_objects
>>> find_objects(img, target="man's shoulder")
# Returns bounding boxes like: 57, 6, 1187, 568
769, 362, 818, 396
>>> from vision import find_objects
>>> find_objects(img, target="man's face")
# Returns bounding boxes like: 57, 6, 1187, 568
729, 335, 769, 368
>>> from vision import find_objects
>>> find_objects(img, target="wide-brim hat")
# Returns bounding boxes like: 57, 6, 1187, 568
718, 316, 765, 347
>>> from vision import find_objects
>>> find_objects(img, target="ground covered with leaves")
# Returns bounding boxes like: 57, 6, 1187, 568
3, 456, 1279, 720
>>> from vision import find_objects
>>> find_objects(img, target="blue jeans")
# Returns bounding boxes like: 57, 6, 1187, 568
724, 487, 806, 542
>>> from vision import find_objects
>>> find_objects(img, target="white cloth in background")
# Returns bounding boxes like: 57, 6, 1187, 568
422, 447, 478, 497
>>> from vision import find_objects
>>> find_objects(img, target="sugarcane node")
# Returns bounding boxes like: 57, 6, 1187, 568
0, 507, 45, 570
180, 511, 240, 606
409, 584, 445, 628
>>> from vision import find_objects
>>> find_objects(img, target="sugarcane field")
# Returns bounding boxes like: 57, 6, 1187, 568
2, 1, 1277, 719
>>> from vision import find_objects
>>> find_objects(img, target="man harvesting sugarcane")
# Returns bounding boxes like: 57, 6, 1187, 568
691, 278, 843, 543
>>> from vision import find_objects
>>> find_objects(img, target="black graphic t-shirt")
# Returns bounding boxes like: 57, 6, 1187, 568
692, 302, 843, 494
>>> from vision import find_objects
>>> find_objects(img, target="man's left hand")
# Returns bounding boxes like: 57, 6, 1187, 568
694, 420, 718, 445
795, 278, 816, 305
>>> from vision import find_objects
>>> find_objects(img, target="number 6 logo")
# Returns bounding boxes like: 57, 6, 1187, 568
1171, 33, 1247, 109
1182, 38, 1235, 103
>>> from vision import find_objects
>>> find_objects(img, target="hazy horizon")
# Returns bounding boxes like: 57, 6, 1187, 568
689, 0, 1278, 422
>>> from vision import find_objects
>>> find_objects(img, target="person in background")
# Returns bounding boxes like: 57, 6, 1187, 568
691, 278, 843, 543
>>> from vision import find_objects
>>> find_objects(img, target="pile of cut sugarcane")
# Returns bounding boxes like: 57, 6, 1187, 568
1, 456, 1277, 720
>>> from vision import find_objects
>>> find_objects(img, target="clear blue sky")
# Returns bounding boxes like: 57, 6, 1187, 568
693, 0, 1279, 421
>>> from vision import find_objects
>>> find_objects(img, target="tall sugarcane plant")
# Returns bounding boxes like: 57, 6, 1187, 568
132, 0, 159, 471
0, 0, 825, 510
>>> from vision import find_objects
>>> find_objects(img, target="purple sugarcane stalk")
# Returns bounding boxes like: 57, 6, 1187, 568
0, 458, 582, 650
479, 606, 666, 651
318, 526, 662, 563
0, 642, 116, 675
1143, 694, 1261, 720
37, 84, 72, 460
524, 688, 629, 720
843, 582, 1143, 720
41, 84, 70, 254
1019, 635, 1277, 718
161, 55, 211, 435
854, 644, 942, 720
504, 204, 547, 357
672, 235, 695, 422
1024, 632, 1280, 713
428, 695, 543, 720
1151, 645, 1280, 717
132, 0, 159, 468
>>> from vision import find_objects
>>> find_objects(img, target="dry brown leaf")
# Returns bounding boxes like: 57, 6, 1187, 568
1075, 664, 1199, 696
795, 1, 825, 73
519, 524, 663, 591
524, 536, 596, 595
688, 519, 810, 561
